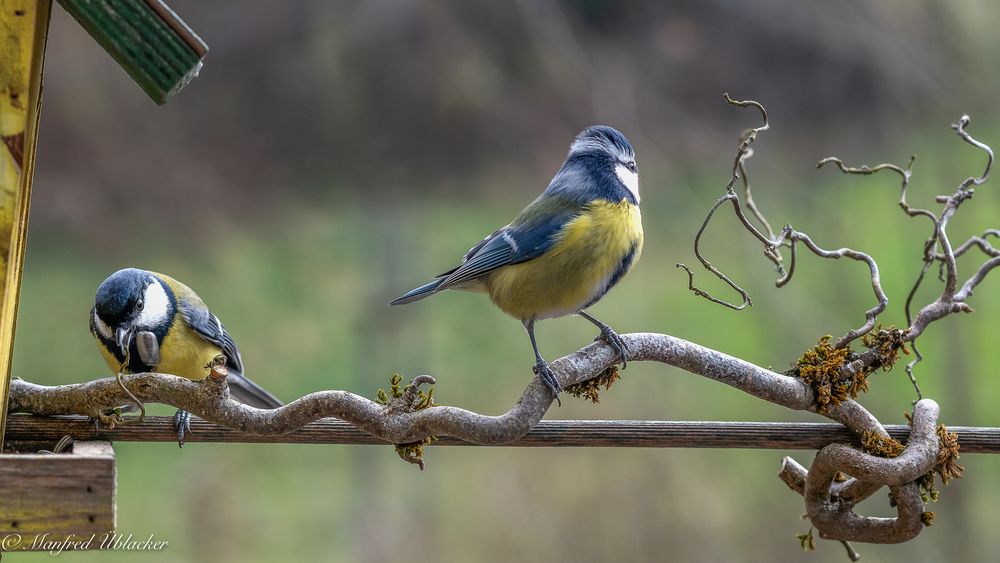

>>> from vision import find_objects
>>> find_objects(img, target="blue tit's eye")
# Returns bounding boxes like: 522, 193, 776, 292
135, 299, 144, 313
626, 161, 637, 173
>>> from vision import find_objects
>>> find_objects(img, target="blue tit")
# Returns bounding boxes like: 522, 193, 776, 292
90, 268, 283, 445
391, 125, 643, 402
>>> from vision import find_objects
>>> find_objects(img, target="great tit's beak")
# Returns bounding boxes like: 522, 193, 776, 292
115, 325, 135, 356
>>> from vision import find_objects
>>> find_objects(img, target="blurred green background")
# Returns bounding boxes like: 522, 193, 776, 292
9, 1, 1000, 561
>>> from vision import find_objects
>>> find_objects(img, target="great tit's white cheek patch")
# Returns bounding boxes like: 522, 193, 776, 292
93, 310, 113, 339
136, 278, 170, 328
615, 164, 640, 203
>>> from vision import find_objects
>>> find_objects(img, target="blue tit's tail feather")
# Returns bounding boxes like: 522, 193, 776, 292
227, 371, 283, 409
389, 279, 445, 305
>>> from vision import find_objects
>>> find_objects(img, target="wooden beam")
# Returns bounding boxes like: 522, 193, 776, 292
5, 415, 1000, 453
0, 0, 51, 447
0, 441, 116, 551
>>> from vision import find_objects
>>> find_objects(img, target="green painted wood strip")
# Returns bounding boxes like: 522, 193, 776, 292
56, 0, 207, 104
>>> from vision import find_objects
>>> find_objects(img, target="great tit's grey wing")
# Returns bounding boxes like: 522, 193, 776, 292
176, 298, 283, 409
437, 207, 578, 289
177, 299, 244, 373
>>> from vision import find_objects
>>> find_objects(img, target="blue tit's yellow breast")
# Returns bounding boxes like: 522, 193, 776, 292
485, 199, 643, 320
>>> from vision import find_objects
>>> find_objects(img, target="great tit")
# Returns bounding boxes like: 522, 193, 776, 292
391, 125, 643, 401
91, 268, 283, 445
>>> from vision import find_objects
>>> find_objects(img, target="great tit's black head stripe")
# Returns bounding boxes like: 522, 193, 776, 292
95, 268, 152, 326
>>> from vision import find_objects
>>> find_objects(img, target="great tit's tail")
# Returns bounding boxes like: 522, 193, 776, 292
389, 279, 445, 305
227, 371, 283, 409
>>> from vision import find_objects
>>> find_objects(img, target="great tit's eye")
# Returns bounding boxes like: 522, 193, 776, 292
626, 161, 637, 173
135, 299, 144, 313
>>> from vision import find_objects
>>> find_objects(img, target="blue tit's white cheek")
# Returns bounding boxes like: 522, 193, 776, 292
136, 278, 170, 328
615, 164, 640, 203
93, 310, 113, 339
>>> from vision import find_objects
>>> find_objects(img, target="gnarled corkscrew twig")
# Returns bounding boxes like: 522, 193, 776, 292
819, 114, 997, 399
675, 95, 994, 554
680, 95, 890, 350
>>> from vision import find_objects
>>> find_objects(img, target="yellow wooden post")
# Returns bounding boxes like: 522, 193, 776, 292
0, 0, 51, 444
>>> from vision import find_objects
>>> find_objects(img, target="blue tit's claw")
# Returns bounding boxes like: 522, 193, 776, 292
174, 410, 192, 448
532, 360, 562, 406
595, 326, 629, 369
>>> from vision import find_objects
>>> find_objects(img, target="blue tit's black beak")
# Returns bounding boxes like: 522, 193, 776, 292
115, 325, 135, 356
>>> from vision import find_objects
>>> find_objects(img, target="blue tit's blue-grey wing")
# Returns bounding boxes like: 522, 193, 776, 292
437, 208, 577, 289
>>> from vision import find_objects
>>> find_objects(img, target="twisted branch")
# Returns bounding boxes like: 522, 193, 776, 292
804, 399, 940, 544
10, 333, 816, 446
9, 330, 942, 546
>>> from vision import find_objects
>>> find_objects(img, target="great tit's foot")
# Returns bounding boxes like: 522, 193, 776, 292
174, 410, 193, 448
594, 325, 629, 369
532, 360, 562, 406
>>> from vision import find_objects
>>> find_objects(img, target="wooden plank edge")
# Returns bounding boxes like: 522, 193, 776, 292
5, 415, 999, 453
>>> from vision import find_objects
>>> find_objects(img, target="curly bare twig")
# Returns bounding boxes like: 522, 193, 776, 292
673, 96, 987, 551
817, 155, 932, 223
947, 231, 1000, 259
793, 114, 997, 403
773, 228, 888, 349
906, 115, 995, 342
897, 116, 995, 397
681, 94, 890, 349
739, 148, 778, 248
676, 93, 775, 311
951, 114, 993, 191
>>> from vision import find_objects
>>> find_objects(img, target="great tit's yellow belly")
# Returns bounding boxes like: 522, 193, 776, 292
96, 342, 124, 375
485, 199, 643, 320
156, 320, 226, 380
96, 321, 223, 381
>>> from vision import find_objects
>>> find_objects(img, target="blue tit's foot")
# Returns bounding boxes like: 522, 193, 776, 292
595, 325, 630, 369
532, 360, 562, 406
174, 409, 192, 448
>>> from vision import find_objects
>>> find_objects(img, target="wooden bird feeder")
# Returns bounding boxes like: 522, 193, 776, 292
0, 0, 206, 551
